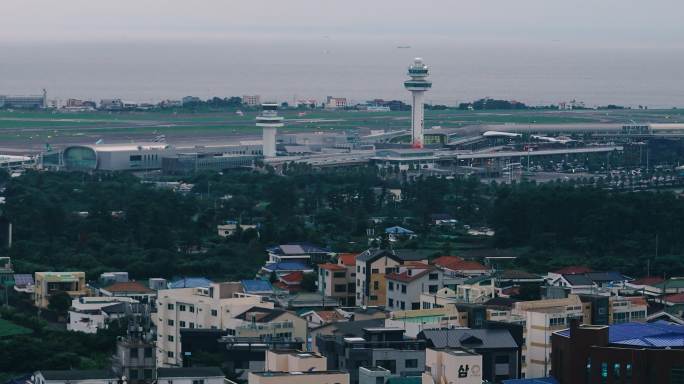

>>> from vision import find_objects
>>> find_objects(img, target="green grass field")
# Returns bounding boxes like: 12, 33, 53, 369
0, 318, 32, 338
0, 108, 682, 146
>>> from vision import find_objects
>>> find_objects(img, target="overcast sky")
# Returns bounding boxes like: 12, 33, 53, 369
2, 0, 683, 47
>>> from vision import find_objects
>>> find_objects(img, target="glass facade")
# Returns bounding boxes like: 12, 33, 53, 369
63, 146, 97, 170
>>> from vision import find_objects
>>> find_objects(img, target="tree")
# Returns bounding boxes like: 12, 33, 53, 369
301, 273, 317, 292
48, 291, 72, 317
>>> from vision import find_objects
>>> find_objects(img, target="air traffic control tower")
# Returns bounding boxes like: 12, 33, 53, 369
404, 58, 432, 148
257, 103, 283, 157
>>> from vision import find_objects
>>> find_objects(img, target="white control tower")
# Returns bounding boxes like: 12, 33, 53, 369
404, 58, 432, 148
257, 103, 283, 158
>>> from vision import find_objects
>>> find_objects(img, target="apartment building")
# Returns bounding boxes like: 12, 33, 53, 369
68, 296, 139, 333
355, 249, 427, 306
155, 283, 276, 366
248, 371, 349, 384
34, 272, 88, 309
318, 263, 354, 306
511, 295, 585, 379
386, 263, 447, 311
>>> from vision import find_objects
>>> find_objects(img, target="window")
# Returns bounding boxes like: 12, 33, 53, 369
549, 317, 565, 327
167, 319, 174, 326
144, 348, 152, 358
192, 380, 205, 384
189, 322, 195, 329
626, 364, 632, 382
167, 335, 174, 342
357, 266, 360, 273
167, 351, 174, 358
335, 284, 346, 293
372, 268, 379, 274
428, 285, 438, 293
370, 295, 378, 301
376, 378, 383, 384
129, 369, 139, 379
211, 309, 218, 317
189, 305, 195, 313
131, 348, 139, 358
179, 321, 186, 328
374, 281, 379, 290
400, 301, 405, 310
179, 304, 186, 311
429, 273, 438, 280
388, 281, 394, 291
357, 279, 360, 286
334, 271, 345, 278
405, 359, 418, 368
167, 303, 174, 310
411, 302, 420, 310
144, 369, 153, 379
388, 298, 394, 307
613, 312, 628, 323
130, 155, 142, 162
401, 285, 407, 294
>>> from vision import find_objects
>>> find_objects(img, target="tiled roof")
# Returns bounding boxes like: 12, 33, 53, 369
561, 273, 594, 286
664, 293, 684, 304
432, 256, 464, 268
418, 328, 518, 349
630, 277, 665, 286
552, 266, 593, 275
40, 370, 117, 381
556, 321, 684, 348
653, 278, 684, 289
168, 277, 213, 289
102, 281, 153, 293
386, 269, 432, 283
586, 271, 628, 283
450, 260, 487, 271
280, 271, 304, 283
241, 279, 274, 293
316, 310, 346, 322
319, 263, 346, 271
385, 226, 415, 234
338, 253, 358, 266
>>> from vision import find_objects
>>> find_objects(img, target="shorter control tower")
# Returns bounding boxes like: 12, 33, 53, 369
257, 103, 283, 158
404, 58, 432, 148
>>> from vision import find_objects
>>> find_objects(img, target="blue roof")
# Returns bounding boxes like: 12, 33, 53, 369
266, 243, 331, 256
556, 321, 684, 348
241, 279, 274, 293
168, 277, 213, 289
503, 378, 558, 384
262, 262, 311, 272
385, 226, 415, 234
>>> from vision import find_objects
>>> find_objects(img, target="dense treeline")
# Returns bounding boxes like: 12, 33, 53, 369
490, 183, 684, 276
1, 168, 683, 281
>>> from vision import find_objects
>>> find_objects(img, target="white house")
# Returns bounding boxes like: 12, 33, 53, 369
68, 297, 139, 334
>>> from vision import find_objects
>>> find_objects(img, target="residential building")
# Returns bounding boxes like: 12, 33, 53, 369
418, 328, 521, 382
384, 226, 416, 242
301, 309, 349, 328
13, 273, 34, 293
34, 272, 87, 309
385, 263, 445, 311
157, 367, 225, 384
358, 366, 420, 384
275, 291, 340, 309
99, 281, 156, 306
272, 271, 304, 293
68, 296, 139, 333
656, 293, 684, 317
227, 306, 307, 341
111, 327, 156, 384
432, 256, 489, 277
0, 257, 13, 282
267, 243, 333, 265
422, 348, 483, 384
317, 328, 426, 384
32, 370, 118, 384
355, 249, 427, 307
310, 318, 384, 353
511, 296, 585, 378
180, 330, 303, 381
218, 222, 258, 237
241, 280, 275, 296
545, 271, 630, 296
385, 307, 464, 338
260, 262, 313, 278
154, 283, 276, 366
100, 98, 124, 111
319, 263, 353, 306
649, 276, 684, 295
248, 371, 349, 384
551, 321, 684, 384
264, 349, 327, 372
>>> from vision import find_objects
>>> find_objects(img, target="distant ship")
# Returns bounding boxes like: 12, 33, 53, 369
397, 45, 411, 49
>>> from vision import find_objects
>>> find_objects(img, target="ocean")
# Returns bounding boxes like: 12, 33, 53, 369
1, 39, 683, 108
